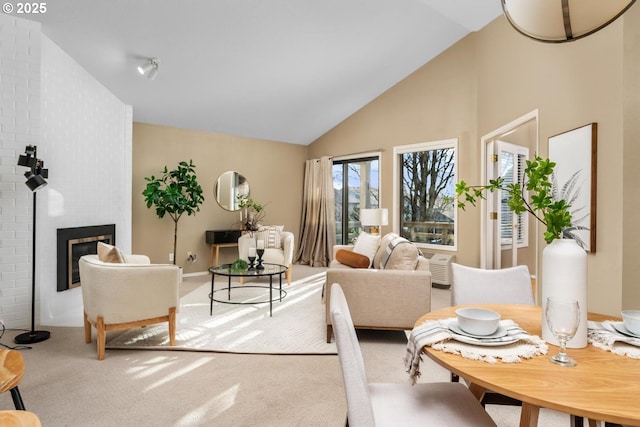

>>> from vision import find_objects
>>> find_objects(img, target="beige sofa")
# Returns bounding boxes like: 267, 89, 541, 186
325, 233, 432, 342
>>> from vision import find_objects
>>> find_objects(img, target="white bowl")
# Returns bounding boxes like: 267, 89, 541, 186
621, 310, 640, 336
456, 307, 501, 336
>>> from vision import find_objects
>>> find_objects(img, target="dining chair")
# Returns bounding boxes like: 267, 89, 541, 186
0, 349, 27, 410
329, 283, 496, 427
0, 410, 42, 427
450, 263, 535, 306
450, 263, 534, 402
450, 263, 586, 427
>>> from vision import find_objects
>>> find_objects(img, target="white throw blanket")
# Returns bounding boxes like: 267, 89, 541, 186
405, 317, 547, 385
588, 320, 640, 359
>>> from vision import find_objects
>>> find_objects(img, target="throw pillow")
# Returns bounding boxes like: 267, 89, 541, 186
256, 225, 284, 249
335, 249, 370, 269
379, 235, 419, 270
373, 232, 400, 269
352, 231, 380, 267
97, 241, 125, 263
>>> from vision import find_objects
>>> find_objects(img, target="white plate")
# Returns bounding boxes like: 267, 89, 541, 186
613, 322, 640, 338
449, 322, 508, 339
450, 333, 520, 347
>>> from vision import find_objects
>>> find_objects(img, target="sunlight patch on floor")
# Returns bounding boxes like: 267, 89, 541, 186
144, 357, 215, 391
173, 383, 240, 427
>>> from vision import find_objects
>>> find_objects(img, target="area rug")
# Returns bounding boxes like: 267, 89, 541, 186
105, 266, 337, 355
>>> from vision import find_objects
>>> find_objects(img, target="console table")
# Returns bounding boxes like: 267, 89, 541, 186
206, 230, 242, 267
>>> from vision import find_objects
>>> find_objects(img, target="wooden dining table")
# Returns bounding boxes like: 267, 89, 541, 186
416, 304, 640, 427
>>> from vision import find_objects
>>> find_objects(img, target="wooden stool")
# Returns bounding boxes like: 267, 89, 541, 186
0, 410, 42, 427
0, 350, 26, 410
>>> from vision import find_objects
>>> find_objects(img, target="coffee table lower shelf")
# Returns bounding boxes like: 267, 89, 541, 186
208, 263, 288, 317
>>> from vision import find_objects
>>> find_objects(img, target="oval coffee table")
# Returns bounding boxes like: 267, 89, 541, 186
209, 263, 288, 317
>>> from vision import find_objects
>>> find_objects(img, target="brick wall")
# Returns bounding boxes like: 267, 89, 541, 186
0, 14, 132, 329
0, 16, 42, 328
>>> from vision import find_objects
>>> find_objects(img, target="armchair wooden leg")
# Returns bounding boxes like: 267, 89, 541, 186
168, 307, 176, 346
83, 312, 92, 344
96, 316, 106, 361
287, 265, 292, 285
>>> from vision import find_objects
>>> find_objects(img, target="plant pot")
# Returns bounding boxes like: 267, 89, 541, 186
541, 238, 588, 348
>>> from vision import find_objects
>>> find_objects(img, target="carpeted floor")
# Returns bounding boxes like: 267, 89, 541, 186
106, 268, 334, 354
0, 267, 576, 426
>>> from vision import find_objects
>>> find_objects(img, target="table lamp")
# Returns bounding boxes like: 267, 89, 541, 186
360, 208, 388, 235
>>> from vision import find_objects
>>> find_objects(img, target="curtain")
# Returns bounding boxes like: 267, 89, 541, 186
295, 156, 336, 267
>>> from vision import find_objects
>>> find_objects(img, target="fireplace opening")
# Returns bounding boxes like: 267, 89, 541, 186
57, 224, 116, 292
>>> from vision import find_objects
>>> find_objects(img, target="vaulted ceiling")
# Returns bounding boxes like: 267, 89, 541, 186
24, 0, 502, 145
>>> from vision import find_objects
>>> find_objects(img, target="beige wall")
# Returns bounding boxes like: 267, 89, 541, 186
310, 34, 480, 261
132, 123, 308, 273
622, 4, 640, 310
309, 13, 638, 316
478, 18, 625, 316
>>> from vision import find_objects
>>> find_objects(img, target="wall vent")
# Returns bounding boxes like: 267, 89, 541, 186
421, 252, 455, 287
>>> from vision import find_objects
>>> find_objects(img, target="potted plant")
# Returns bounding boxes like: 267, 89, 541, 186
454, 156, 572, 243
455, 155, 587, 348
142, 160, 204, 265
237, 194, 265, 232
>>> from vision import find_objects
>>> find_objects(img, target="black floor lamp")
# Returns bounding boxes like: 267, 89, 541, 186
15, 145, 51, 345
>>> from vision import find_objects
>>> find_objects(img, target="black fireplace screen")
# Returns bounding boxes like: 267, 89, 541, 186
57, 225, 115, 292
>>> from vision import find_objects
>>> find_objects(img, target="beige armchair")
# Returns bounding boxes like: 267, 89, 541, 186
79, 254, 180, 360
238, 226, 294, 284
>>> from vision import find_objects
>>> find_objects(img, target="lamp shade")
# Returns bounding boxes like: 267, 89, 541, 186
24, 171, 47, 191
502, 0, 636, 43
137, 62, 153, 75
360, 208, 389, 226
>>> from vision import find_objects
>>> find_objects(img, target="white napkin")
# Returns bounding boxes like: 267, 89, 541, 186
405, 317, 547, 385
588, 320, 640, 359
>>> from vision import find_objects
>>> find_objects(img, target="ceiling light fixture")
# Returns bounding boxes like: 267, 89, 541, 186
137, 58, 159, 80
501, 0, 636, 43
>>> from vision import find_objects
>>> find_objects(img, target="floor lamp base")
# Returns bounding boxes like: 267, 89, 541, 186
14, 330, 50, 344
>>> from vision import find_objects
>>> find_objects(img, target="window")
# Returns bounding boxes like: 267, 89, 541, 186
333, 155, 380, 245
496, 141, 529, 248
393, 139, 457, 250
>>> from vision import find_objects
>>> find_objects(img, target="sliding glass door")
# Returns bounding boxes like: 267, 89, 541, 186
333, 156, 379, 244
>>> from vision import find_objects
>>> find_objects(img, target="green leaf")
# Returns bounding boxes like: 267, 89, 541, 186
453, 155, 572, 244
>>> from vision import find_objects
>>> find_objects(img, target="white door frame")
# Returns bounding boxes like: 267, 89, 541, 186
480, 109, 539, 270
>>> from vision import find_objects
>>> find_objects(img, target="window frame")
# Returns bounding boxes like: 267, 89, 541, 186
332, 152, 382, 245
497, 141, 530, 249
392, 139, 458, 252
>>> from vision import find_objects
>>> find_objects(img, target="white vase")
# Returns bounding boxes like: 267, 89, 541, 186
541, 238, 588, 348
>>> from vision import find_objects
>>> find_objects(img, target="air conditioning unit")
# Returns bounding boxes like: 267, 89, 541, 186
421, 252, 455, 287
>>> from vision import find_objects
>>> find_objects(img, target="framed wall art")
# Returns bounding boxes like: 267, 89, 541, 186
548, 123, 597, 252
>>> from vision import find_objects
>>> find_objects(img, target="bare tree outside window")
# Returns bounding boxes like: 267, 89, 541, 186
394, 140, 457, 249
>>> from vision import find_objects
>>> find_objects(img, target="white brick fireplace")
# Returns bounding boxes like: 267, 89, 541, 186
0, 15, 132, 328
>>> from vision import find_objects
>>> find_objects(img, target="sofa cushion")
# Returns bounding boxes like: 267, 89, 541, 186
379, 235, 419, 270
256, 225, 284, 249
352, 232, 380, 267
97, 242, 125, 263
335, 249, 371, 269
373, 232, 400, 269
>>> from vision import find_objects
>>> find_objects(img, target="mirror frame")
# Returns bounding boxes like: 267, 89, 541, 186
214, 171, 249, 212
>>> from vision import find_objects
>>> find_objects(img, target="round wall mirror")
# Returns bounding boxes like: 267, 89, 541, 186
215, 171, 249, 211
